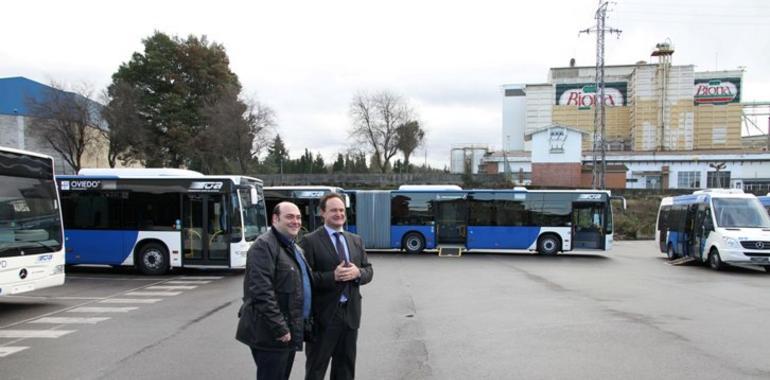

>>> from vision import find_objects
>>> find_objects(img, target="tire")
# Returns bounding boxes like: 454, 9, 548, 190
708, 248, 724, 271
666, 244, 677, 260
763, 266, 770, 273
136, 242, 169, 275
402, 232, 425, 254
537, 234, 561, 256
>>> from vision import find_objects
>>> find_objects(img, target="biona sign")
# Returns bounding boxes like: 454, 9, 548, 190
694, 78, 740, 105
556, 83, 626, 109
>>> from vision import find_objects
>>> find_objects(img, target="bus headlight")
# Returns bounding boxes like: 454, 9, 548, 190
52, 265, 65, 275
722, 237, 740, 249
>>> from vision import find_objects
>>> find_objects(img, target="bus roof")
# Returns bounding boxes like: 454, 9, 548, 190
398, 185, 462, 191
0, 145, 54, 160
662, 189, 756, 206
265, 186, 344, 192
57, 174, 262, 185
78, 168, 205, 177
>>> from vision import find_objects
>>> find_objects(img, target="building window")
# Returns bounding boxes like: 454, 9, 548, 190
645, 175, 661, 189
707, 171, 731, 188
677, 171, 701, 189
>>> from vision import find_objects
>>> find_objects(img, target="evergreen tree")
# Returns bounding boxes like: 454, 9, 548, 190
332, 153, 345, 173
106, 32, 245, 168
312, 153, 326, 173
265, 134, 289, 173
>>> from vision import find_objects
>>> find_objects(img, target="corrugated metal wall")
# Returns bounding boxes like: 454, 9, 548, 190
353, 190, 391, 249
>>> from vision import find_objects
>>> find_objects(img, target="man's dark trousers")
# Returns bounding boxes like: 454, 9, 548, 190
251, 348, 295, 380
305, 304, 357, 380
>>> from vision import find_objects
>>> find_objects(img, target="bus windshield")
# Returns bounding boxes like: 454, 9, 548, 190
713, 198, 770, 228
239, 188, 266, 241
0, 175, 62, 257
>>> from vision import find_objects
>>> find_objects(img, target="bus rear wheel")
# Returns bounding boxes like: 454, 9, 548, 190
708, 248, 724, 271
537, 234, 561, 256
137, 242, 169, 275
403, 232, 425, 254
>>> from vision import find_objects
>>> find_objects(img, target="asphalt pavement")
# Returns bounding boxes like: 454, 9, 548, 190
2, 241, 769, 379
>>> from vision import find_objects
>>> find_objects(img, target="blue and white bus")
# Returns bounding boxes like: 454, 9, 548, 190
347, 187, 622, 255
656, 189, 770, 271
0, 147, 65, 295
57, 169, 267, 275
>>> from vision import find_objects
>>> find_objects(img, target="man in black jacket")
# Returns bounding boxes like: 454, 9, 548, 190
301, 193, 373, 380
236, 202, 312, 380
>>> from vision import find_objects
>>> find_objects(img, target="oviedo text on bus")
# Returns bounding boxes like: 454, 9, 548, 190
345, 185, 626, 256
56, 168, 268, 275
0, 146, 65, 295
656, 189, 770, 272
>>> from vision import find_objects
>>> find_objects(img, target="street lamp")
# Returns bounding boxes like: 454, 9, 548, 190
709, 162, 726, 188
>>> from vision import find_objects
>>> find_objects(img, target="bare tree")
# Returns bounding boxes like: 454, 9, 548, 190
27, 82, 105, 173
349, 91, 414, 173
395, 120, 425, 172
196, 86, 275, 174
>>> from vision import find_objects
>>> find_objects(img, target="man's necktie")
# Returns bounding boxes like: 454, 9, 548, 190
333, 232, 348, 264
333, 232, 350, 302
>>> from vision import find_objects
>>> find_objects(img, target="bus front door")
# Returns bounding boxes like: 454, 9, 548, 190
572, 203, 606, 249
690, 204, 708, 260
434, 199, 468, 246
182, 194, 229, 267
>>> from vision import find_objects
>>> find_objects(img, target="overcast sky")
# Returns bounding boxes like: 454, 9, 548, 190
2, 0, 769, 168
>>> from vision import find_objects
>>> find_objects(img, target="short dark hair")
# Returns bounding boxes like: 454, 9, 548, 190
319, 193, 345, 211
272, 203, 282, 217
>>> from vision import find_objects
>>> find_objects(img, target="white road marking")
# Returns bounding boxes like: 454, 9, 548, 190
125, 291, 181, 296
0, 347, 29, 357
67, 307, 138, 313
30, 317, 110, 324
165, 280, 211, 285
145, 285, 197, 290
99, 298, 162, 304
177, 276, 223, 280
0, 330, 75, 338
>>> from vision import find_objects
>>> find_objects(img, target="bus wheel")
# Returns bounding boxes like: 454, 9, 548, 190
537, 234, 561, 256
764, 266, 770, 273
666, 244, 677, 260
708, 248, 724, 271
403, 233, 425, 254
137, 243, 169, 275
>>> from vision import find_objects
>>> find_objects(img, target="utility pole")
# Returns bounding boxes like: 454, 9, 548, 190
580, 0, 621, 189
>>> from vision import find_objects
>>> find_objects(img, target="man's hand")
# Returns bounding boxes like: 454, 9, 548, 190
277, 332, 291, 342
334, 262, 360, 282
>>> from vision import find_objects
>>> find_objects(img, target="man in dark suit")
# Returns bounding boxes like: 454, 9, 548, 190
236, 202, 313, 380
301, 193, 373, 380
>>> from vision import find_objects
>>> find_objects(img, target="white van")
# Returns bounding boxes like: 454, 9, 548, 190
656, 189, 770, 271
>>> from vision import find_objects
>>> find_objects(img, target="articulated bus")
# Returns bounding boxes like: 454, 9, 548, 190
263, 186, 347, 235
57, 169, 268, 275
0, 147, 65, 295
656, 189, 770, 271
347, 187, 623, 255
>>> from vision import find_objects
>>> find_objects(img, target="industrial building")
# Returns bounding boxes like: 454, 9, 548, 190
0, 77, 113, 174
454, 43, 770, 191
